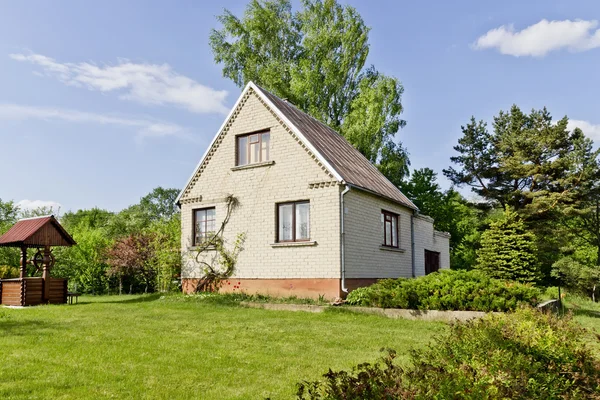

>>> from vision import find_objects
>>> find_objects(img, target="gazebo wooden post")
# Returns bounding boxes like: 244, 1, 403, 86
42, 245, 51, 302
19, 245, 27, 279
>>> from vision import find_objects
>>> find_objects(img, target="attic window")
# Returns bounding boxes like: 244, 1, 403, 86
237, 130, 270, 166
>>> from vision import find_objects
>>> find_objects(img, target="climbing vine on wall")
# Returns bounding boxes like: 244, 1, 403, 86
193, 194, 246, 292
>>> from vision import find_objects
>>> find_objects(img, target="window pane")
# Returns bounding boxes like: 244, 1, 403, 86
237, 136, 248, 165
198, 209, 207, 222
249, 134, 259, 143
385, 221, 391, 246
296, 203, 310, 240
250, 142, 260, 164
198, 218, 206, 242
261, 132, 270, 161
391, 216, 397, 247
279, 204, 293, 241
206, 208, 215, 219
206, 218, 216, 238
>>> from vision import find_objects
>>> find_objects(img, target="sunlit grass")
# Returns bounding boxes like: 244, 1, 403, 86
0, 294, 444, 399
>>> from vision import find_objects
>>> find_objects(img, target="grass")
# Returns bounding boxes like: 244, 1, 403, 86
0, 294, 445, 399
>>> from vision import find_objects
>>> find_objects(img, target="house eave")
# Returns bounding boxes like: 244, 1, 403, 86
345, 183, 419, 211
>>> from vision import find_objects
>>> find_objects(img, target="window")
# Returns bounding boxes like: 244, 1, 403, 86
277, 201, 310, 242
381, 210, 398, 248
193, 208, 216, 246
237, 130, 270, 166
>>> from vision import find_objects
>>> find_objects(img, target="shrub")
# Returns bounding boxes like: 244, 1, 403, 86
0, 265, 19, 279
475, 207, 541, 283
297, 308, 600, 399
345, 270, 540, 312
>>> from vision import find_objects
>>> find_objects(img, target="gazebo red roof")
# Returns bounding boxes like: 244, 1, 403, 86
0, 215, 76, 248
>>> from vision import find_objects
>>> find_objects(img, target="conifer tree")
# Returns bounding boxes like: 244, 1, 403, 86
476, 208, 540, 283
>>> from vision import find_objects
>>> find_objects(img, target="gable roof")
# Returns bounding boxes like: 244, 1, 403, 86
177, 82, 417, 210
0, 215, 76, 248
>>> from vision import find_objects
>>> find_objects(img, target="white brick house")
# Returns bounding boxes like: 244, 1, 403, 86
176, 82, 449, 299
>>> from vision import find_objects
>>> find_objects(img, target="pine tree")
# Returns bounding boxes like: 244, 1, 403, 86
476, 208, 540, 283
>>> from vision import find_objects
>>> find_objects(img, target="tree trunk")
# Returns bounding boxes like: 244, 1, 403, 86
119, 276, 122, 296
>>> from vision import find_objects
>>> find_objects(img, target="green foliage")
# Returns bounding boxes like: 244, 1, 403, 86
299, 308, 600, 399
552, 256, 600, 301
61, 208, 114, 232
53, 225, 112, 294
30, 187, 181, 295
138, 187, 180, 221
345, 270, 540, 312
476, 207, 541, 283
0, 198, 20, 268
0, 265, 19, 279
445, 107, 600, 279
444, 107, 598, 214
399, 168, 488, 270
210, 0, 409, 183
148, 214, 181, 292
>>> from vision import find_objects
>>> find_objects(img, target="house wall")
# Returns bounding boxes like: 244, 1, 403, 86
343, 189, 414, 279
413, 215, 451, 275
180, 89, 342, 299
343, 189, 450, 282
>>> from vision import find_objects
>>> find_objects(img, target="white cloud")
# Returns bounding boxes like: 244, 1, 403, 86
0, 103, 191, 141
17, 199, 62, 213
9, 52, 229, 114
568, 119, 600, 142
473, 19, 600, 57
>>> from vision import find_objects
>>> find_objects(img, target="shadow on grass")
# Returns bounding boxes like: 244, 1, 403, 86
571, 308, 600, 319
0, 319, 59, 336
76, 294, 164, 306
104, 293, 164, 304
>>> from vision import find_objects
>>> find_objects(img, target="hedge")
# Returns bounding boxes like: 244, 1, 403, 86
345, 270, 540, 312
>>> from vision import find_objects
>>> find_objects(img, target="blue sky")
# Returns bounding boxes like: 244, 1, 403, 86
1, 0, 599, 213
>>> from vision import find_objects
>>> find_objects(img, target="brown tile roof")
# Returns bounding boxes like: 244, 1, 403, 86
0, 215, 76, 248
255, 85, 417, 210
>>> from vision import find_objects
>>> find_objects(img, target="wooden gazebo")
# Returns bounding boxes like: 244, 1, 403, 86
0, 215, 76, 306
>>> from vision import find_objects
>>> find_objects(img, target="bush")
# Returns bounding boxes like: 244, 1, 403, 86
345, 270, 540, 312
552, 256, 600, 301
0, 265, 19, 279
297, 308, 600, 399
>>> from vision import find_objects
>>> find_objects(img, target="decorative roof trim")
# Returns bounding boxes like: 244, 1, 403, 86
176, 82, 343, 204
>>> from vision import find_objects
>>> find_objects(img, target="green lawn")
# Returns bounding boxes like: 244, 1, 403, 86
565, 295, 600, 353
0, 295, 445, 399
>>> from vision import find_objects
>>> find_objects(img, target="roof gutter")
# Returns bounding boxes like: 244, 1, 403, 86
340, 184, 351, 294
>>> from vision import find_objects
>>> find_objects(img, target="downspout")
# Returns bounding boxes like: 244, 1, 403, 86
411, 211, 416, 278
340, 185, 351, 293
